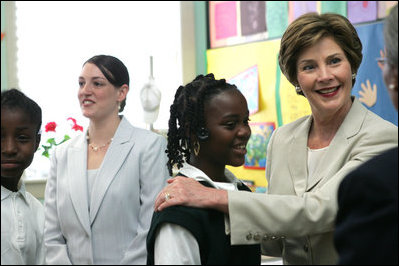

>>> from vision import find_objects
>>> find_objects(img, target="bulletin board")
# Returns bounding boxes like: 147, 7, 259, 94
209, 1, 397, 49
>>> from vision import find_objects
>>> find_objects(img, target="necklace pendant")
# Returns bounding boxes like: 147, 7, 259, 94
93, 146, 98, 152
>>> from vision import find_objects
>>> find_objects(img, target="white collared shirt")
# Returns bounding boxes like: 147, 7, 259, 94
154, 163, 243, 265
1, 183, 45, 265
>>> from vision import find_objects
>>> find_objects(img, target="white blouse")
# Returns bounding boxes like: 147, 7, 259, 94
307, 146, 329, 186
1, 183, 45, 265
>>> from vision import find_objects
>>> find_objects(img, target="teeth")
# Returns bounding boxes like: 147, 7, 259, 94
320, 87, 338, 94
236, 145, 246, 149
83, 100, 92, 104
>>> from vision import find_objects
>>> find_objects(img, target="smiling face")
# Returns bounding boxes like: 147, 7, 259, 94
78, 63, 127, 121
1, 108, 40, 191
296, 36, 353, 119
198, 89, 251, 170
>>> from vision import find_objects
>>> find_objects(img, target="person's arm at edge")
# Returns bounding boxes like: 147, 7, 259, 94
155, 176, 229, 213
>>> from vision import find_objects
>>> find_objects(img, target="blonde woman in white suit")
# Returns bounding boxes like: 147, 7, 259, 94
44, 55, 169, 264
154, 13, 398, 265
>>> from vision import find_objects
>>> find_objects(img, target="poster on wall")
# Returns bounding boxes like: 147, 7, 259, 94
266, 1, 288, 39
228, 65, 259, 115
289, 1, 317, 22
347, 1, 377, 24
244, 122, 275, 169
209, 1, 238, 48
240, 1, 266, 36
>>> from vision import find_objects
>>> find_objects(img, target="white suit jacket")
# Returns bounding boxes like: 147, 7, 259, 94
44, 116, 169, 264
228, 98, 398, 264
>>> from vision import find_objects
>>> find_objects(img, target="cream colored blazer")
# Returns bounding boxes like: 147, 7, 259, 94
228, 98, 398, 265
44, 117, 169, 264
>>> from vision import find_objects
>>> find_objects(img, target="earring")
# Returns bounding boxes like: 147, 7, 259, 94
388, 84, 395, 91
352, 73, 356, 80
295, 86, 302, 94
193, 140, 200, 156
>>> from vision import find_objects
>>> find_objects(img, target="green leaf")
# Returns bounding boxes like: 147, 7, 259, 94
42, 150, 50, 158
47, 138, 56, 145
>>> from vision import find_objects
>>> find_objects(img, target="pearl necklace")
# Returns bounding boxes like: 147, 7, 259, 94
86, 132, 113, 152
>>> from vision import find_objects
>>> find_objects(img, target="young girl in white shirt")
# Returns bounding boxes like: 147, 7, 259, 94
1, 89, 45, 265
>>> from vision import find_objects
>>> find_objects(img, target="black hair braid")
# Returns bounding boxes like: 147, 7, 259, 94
166, 86, 185, 175
166, 74, 238, 175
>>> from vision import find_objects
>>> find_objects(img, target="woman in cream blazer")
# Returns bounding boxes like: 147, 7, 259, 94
44, 55, 169, 264
227, 97, 397, 264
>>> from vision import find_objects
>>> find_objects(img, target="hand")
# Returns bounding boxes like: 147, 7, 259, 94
377, 48, 386, 71
154, 176, 228, 213
359, 79, 377, 107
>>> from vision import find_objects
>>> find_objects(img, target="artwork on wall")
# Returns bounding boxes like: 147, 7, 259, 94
209, 1, 239, 48
288, 1, 317, 22
209, 1, 395, 49
228, 65, 259, 115
266, 1, 288, 39
347, 1, 377, 24
240, 1, 266, 36
244, 122, 275, 169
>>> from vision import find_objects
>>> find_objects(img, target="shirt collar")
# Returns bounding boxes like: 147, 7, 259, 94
179, 162, 243, 190
1, 182, 28, 203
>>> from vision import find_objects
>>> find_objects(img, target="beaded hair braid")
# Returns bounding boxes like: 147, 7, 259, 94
166, 73, 238, 175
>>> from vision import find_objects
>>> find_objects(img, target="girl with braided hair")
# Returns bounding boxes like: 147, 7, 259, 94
146, 74, 260, 264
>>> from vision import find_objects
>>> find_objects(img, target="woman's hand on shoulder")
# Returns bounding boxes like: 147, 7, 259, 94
154, 176, 228, 213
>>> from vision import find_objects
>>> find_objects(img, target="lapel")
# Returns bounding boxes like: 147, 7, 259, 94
89, 117, 135, 224
68, 134, 91, 236
304, 97, 367, 192
288, 116, 312, 196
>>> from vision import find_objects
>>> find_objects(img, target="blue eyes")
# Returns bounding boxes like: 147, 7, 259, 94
302, 58, 341, 71
303, 65, 314, 71
330, 57, 341, 64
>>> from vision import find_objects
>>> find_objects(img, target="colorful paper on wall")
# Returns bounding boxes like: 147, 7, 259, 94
214, 1, 237, 39
321, 1, 346, 16
240, 1, 266, 36
228, 65, 259, 115
244, 122, 275, 169
289, 1, 317, 22
277, 67, 311, 125
347, 1, 377, 24
266, 1, 288, 39
210, 1, 238, 48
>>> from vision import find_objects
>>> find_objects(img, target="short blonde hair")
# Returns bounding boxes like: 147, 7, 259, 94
279, 13, 363, 91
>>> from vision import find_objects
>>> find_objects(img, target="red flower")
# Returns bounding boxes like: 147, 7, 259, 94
72, 124, 83, 132
45, 122, 57, 132
68, 117, 83, 132
67, 117, 76, 124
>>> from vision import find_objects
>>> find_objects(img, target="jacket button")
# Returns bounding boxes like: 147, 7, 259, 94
303, 244, 309, 252
246, 233, 253, 240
